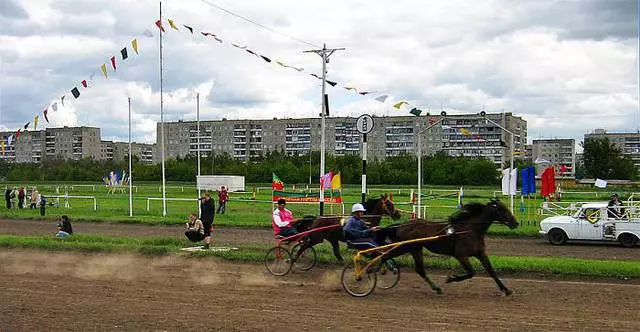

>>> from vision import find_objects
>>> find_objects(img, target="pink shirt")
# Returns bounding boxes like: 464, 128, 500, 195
272, 208, 294, 235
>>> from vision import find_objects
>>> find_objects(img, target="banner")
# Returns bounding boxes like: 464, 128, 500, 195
272, 190, 342, 203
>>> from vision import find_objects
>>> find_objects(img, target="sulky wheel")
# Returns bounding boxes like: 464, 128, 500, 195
264, 246, 293, 276
290, 243, 317, 271
376, 258, 400, 290
341, 260, 377, 297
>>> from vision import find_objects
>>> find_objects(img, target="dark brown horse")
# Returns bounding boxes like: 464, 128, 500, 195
376, 199, 519, 296
293, 195, 401, 262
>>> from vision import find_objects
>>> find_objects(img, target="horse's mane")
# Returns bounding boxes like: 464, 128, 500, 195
363, 197, 381, 211
448, 202, 487, 225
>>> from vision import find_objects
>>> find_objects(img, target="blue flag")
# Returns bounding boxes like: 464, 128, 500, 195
521, 166, 536, 195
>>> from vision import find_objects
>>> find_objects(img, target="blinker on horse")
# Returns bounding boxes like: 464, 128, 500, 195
376, 199, 519, 296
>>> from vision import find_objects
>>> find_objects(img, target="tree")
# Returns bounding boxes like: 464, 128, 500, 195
581, 137, 637, 180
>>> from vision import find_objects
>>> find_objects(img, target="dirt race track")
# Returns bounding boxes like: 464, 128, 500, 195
0, 218, 638, 261
1, 249, 639, 331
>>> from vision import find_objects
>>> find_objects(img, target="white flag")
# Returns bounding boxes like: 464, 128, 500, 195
534, 157, 550, 164
594, 178, 607, 188
501, 168, 518, 195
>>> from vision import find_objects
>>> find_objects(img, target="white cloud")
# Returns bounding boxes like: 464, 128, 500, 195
0, 0, 637, 148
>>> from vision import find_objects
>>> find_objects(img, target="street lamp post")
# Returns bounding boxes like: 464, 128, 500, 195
416, 116, 446, 218
481, 113, 515, 212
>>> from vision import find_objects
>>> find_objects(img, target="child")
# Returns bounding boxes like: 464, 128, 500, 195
56, 215, 73, 238
184, 212, 206, 243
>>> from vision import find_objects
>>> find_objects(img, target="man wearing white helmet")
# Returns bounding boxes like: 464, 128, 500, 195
343, 203, 379, 250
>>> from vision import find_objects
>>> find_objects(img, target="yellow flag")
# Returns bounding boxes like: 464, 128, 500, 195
168, 19, 179, 30
131, 38, 139, 54
460, 128, 470, 136
393, 101, 408, 109
331, 172, 342, 189
34, 115, 39, 130
101, 64, 108, 78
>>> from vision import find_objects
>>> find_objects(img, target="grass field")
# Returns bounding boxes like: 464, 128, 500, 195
1, 233, 638, 279
1, 181, 635, 237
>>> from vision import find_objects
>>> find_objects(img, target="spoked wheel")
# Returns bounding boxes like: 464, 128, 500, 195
264, 246, 293, 276
376, 258, 400, 290
291, 243, 317, 271
341, 261, 377, 297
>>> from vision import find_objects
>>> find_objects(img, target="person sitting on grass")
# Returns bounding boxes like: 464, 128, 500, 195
55, 215, 73, 238
185, 212, 206, 243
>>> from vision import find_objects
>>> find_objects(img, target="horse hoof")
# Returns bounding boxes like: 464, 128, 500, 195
445, 276, 454, 283
504, 289, 513, 296
434, 288, 443, 295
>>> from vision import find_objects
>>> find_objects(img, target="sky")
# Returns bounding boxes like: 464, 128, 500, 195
0, 0, 638, 148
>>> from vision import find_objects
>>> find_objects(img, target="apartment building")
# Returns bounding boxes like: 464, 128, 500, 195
157, 112, 527, 166
585, 129, 640, 173
1, 126, 155, 164
532, 139, 576, 176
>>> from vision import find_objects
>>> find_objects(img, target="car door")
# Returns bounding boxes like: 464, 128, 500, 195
578, 208, 603, 240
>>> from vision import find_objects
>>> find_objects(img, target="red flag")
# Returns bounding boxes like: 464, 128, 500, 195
541, 167, 556, 197
15, 129, 21, 139
81, 80, 88, 88
43, 109, 49, 123
110, 56, 116, 71
155, 19, 165, 32
272, 173, 284, 191
560, 165, 568, 173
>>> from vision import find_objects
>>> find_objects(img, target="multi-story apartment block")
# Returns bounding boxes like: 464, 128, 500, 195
1, 126, 155, 164
157, 112, 526, 166
532, 139, 576, 176
585, 129, 640, 173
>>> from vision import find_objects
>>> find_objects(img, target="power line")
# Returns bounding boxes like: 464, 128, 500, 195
197, 0, 320, 48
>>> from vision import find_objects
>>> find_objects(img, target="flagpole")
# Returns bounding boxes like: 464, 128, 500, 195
197, 92, 202, 216
128, 97, 133, 217
159, 0, 167, 216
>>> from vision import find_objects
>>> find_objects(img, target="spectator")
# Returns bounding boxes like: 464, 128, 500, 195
56, 215, 73, 238
39, 195, 47, 216
184, 212, 205, 242
18, 187, 25, 209
5, 188, 11, 209
199, 192, 215, 249
30, 188, 39, 209
217, 186, 229, 215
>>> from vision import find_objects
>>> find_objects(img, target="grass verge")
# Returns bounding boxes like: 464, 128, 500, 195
1, 234, 638, 279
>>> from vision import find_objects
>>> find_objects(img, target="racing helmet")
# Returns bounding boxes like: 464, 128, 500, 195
351, 203, 366, 213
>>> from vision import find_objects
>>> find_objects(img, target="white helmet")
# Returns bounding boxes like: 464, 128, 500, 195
351, 203, 366, 213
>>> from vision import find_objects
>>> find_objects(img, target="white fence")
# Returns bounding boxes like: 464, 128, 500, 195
47, 195, 97, 211
146, 197, 199, 212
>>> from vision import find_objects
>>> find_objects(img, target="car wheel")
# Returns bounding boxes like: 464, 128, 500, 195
548, 229, 567, 245
618, 234, 639, 248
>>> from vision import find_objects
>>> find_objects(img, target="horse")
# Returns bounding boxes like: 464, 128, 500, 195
292, 194, 401, 263
375, 199, 519, 296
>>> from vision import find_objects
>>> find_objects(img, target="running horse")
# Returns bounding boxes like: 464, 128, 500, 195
376, 199, 519, 296
293, 194, 401, 263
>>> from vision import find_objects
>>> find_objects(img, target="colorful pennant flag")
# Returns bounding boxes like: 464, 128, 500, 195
71, 87, 80, 99
375, 95, 389, 103
409, 108, 422, 116
326, 80, 337, 87
121, 47, 128, 60
142, 29, 153, 38
7, 135, 12, 146
213, 36, 223, 43
110, 56, 116, 71
16, 129, 21, 139
131, 39, 139, 54
231, 43, 247, 49
320, 172, 333, 189
101, 64, 108, 78
52, 102, 58, 112
393, 101, 408, 109
43, 109, 49, 123
81, 80, 88, 88
168, 19, 179, 30
155, 20, 165, 32
61, 95, 66, 106
358, 91, 370, 95
272, 173, 284, 191
245, 49, 259, 57
183, 25, 194, 34
344, 86, 357, 92
260, 55, 271, 63
33, 115, 38, 130
201, 31, 212, 36
23, 122, 29, 130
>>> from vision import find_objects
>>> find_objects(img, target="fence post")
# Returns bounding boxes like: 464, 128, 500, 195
93, 197, 97, 211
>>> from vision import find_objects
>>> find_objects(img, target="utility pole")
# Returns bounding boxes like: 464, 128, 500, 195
304, 44, 344, 216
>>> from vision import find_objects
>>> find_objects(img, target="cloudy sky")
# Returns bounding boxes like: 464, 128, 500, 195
0, 0, 638, 147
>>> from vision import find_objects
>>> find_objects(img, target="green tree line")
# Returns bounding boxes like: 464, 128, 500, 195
0, 152, 501, 185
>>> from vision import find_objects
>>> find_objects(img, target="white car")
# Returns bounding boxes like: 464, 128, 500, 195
539, 202, 640, 248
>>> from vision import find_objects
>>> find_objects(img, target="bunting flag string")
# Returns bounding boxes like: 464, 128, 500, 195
43, 109, 49, 123
101, 63, 108, 78
121, 47, 128, 60
110, 56, 117, 71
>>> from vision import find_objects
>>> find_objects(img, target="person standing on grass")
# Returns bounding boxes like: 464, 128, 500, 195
199, 192, 215, 249
18, 187, 25, 209
39, 195, 47, 216
56, 215, 73, 238
217, 186, 229, 215
5, 188, 11, 209
30, 188, 39, 209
